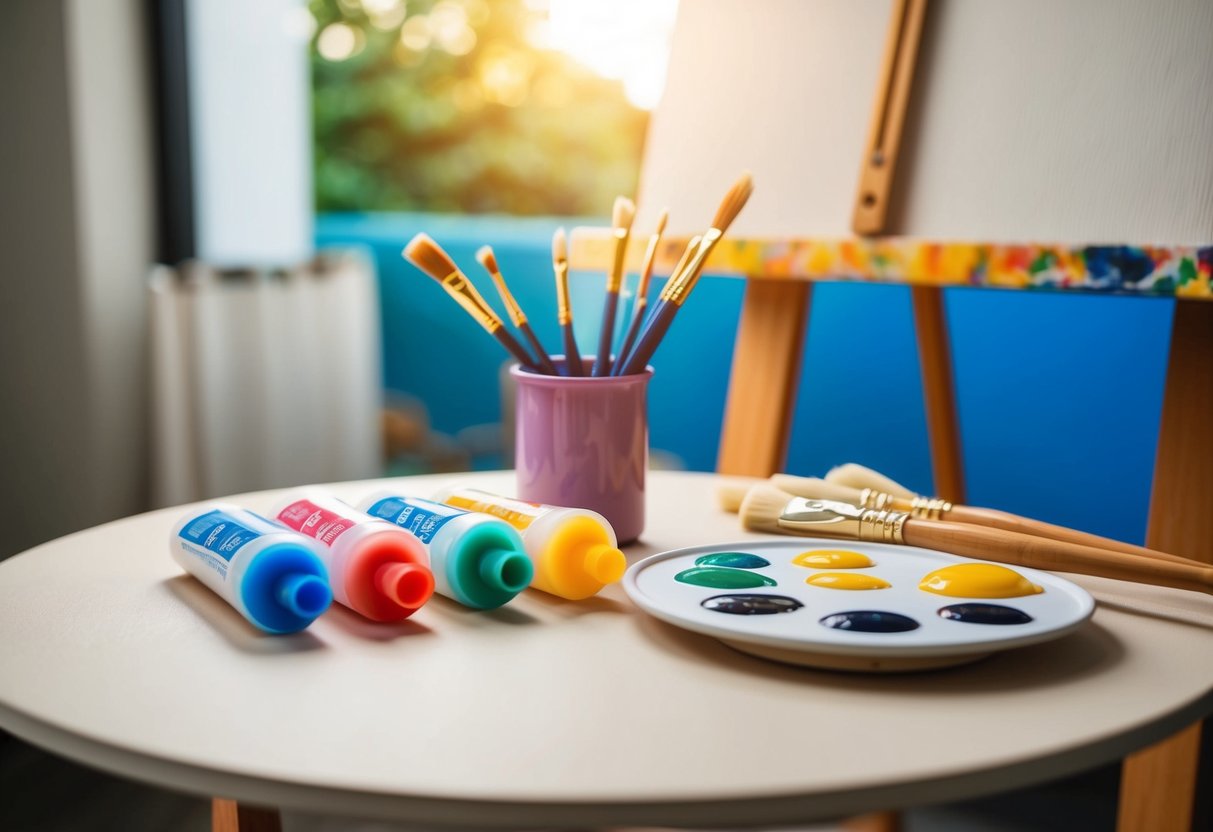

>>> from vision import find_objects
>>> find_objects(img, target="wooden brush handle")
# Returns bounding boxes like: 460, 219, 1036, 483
946, 505, 1200, 567
902, 519, 1213, 596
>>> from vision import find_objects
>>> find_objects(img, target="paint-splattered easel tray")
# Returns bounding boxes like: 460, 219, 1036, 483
624, 540, 1095, 672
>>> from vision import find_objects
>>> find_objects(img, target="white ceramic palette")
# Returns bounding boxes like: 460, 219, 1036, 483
624, 539, 1095, 672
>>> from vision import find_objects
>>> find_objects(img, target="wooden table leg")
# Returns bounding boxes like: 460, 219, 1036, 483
1117, 299, 1213, 832
842, 810, 903, 832
212, 798, 282, 832
716, 278, 812, 477
910, 285, 965, 502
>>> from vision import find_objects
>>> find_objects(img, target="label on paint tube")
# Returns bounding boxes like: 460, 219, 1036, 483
178, 509, 265, 577
276, 499, 356, 544
365, 496, 462, 544
444, 489, 543, 530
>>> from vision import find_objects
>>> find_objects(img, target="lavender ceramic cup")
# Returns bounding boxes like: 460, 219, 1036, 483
511, 357, 652, 544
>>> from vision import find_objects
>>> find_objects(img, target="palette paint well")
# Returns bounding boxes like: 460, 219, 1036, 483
624, 539, 1094, 672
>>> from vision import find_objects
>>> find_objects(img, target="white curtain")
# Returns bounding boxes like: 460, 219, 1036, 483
148, 250, 382, 506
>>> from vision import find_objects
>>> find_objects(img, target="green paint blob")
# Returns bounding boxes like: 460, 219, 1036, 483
675, 567, 776, 589
694, 552, 771, 569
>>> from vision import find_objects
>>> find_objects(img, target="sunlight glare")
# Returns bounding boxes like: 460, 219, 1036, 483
543, 0, 679, 110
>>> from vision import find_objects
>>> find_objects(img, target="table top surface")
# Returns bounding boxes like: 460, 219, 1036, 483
1, 471, 1211, 828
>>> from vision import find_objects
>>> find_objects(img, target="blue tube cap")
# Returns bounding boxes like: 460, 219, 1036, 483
241, 543, 332, 633
276, 573, 333, 619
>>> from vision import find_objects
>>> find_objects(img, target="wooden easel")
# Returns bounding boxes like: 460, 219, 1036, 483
715, 2, 1210, 830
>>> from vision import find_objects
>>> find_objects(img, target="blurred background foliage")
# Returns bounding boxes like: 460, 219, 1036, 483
310, 0, 649, 215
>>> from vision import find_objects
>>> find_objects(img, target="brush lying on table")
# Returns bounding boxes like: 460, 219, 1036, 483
771, 472, 1201, 567
718, 464, 1198, 567
739, 484, 1213, 596
823, 462, 916, 498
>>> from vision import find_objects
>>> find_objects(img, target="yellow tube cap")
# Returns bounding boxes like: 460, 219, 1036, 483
583, 543, 626, 585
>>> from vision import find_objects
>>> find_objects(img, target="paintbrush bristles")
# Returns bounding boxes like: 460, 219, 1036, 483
404, 233, 460, 280
475, 245, 499, 275
739, 483, 797, 535
711, 171, 754, 232
824, 463, 916, 498
655, 208, 669, 235
552, 227, 567, 265
770, 475, 863, 505
612, 196, 636, 231
716, 477, 761, 513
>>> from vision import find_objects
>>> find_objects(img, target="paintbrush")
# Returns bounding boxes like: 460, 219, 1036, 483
739, 484, 1213, 596
403, 234, 539, 371
551, 228, 584, 376
824, 463, 916, 498
615, 172, 754, 376
796, 468, 1200, 567
592, 197, 636, 376
476, 245, 557, 375
716, 476, 762, 512
612, 209, 668, 375
612, 234, 701, 374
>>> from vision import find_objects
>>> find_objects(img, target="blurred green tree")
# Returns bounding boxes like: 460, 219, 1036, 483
310, 0, 649, 215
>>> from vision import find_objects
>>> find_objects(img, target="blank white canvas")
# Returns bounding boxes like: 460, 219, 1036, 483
639, 0, 1213, 244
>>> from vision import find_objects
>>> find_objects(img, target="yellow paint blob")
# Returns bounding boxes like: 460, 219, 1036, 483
793, 549, 874, 569
919, 564, 1043, 599
805, 572, 891, 590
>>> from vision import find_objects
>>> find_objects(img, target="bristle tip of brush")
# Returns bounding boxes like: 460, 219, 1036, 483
739, 483, 798, 534
711, 171, 754, 233
824, 463, 916, 498
403, 233, 457, 278
612, 196, 636, 232
475, 245, 499, 273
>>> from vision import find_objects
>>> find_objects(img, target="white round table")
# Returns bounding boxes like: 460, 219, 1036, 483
1, 471, 1211, 828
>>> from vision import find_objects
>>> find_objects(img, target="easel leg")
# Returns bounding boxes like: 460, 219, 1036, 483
910, 286, 965, 502
1117, 300, 1213, 832
717, 278, 812, 476
212, 798, 282, 832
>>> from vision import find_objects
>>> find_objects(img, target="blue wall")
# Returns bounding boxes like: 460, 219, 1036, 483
318, 213, 1173, 545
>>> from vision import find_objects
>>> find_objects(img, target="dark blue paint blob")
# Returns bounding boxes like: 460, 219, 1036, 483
701, 594, 803, 616
694, 552, 771, 569
938, 603, 1033, 625
819, 610, 919, 633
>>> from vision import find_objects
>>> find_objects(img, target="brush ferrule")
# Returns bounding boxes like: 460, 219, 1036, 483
442, 271, 501, 333
554, 263, 571, 325
491, 273, 528, 326
777, 497, 907, 544
607, 229, 629, 292
667, 228, 722, 305
859, 488, 896, 510
909, 496, 952, 520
